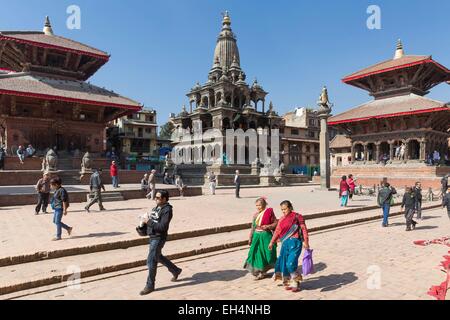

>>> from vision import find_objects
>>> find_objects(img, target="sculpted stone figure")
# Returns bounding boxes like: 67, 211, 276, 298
81, 152, 92, 174
43, 148, 58, 172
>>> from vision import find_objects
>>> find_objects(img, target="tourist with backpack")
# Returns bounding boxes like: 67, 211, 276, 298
50, 177, 72, 241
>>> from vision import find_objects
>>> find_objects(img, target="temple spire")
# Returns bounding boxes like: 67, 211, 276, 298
394, 39, 404, 60
43, 16, 54, 36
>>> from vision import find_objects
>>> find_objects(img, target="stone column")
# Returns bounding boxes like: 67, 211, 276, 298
389, 141, 394, 161
404, 141, 409, 162
317, 87, 333, 190
420, 139, 426, 161
351, 144, 356, 164
363, 144, 368, 162
319, 115, 331, 189
375, 143, 381, 164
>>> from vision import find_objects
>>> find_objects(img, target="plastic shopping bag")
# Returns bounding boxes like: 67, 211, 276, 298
302, 249, 314, 276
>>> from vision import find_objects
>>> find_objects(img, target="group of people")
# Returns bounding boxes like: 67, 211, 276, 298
243, 198, 310, 292
16, 145, 36, 165
338, 174, 356, 207
377, 180, 425, 231
34, 173, 72, 241
141, 169, 186, 199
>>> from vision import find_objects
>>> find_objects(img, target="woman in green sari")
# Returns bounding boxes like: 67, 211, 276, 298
244, 197, 278, 280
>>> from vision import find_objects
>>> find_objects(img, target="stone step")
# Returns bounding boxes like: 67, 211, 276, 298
0, 229, 250, 296
0, 204, 443, 297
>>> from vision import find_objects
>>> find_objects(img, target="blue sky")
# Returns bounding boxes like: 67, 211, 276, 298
1, 0, 449, 127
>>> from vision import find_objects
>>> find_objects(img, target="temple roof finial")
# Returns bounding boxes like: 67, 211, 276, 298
394, 39, 404, 60
222, 11, 231, 26
43, 16, 54, 36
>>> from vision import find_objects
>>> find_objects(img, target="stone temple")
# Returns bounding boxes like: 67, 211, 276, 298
169, 12, 307, 187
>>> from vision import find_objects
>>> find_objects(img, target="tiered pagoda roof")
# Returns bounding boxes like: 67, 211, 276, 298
0, 17, 141, 112
329, 40, 450, 125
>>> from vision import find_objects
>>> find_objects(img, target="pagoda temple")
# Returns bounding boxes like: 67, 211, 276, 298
0, 17, 142, 155
329, 40, 450, 189
170, 12, 283, 166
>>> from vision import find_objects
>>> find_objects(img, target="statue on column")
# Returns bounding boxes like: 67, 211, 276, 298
317, 86, 333, 190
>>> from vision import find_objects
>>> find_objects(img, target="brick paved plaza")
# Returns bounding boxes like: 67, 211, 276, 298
0, 185, 376, 259
0, 185, 449, 300
5, 207, 450, 300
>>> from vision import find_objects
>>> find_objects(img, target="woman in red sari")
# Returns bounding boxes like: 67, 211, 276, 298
244, 197, 278, 280
269, 200, 310, 292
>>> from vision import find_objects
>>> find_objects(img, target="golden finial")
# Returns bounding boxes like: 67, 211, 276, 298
222, 11, 231, 25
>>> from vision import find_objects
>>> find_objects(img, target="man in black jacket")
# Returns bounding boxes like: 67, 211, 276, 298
413, 182, 423, 220
401, 187, 418, 231
235, 170, 241, 198
140, 190, 182, 296
443, 185, 450, 220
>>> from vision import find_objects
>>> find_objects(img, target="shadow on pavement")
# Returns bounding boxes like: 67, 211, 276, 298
414, 226, 439, 230
68, 232, 128, 240
158, 270, 249, 291
301, 272, 358, 292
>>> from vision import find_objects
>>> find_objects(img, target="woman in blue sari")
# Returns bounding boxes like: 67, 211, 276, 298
269, 200, 310, 292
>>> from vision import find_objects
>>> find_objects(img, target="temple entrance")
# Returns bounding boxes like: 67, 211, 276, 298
55, 134, 64, 152
367, 143, 375, 161
379, 142, 390, 162
354, 144, 364, 161
408, 140, 420, 160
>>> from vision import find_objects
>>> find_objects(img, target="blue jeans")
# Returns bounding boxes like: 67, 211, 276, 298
112, 176, 119, 188
382, 203, 391, 226
53, 208, 70, 239
146, 238, 180, 290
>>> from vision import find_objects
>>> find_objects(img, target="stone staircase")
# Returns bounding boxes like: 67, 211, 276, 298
87, 191, 125, 203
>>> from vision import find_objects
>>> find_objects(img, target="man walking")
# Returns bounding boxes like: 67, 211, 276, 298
0, 146, 5, 170
35, 173, 50, 215
140, 190, 182, 295
110, 161, 119, 189
85, 169, 106, 213
235, 170, 241, 199
208, 171, 217, 195
402, 187, 418, 232
413, 182, 423, 220
377, 181, 397, 227
50, 177, 72, 241
442, 175, 449, 200
146, 169, 157, 200
443, 185, 450, 220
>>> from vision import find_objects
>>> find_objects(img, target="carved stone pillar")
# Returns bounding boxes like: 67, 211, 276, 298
97, 106, 105, 122
419, 139, 426, 161
404, 140, 409, 162
72, 103, 81, 121
375, 143, 381, 164
351, 143, 356, 164
363, 143, 368, 162
389, 141, 394, 161
10, 96, 17, 116
42, 101, 50, 118
0, 96, 5, 115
